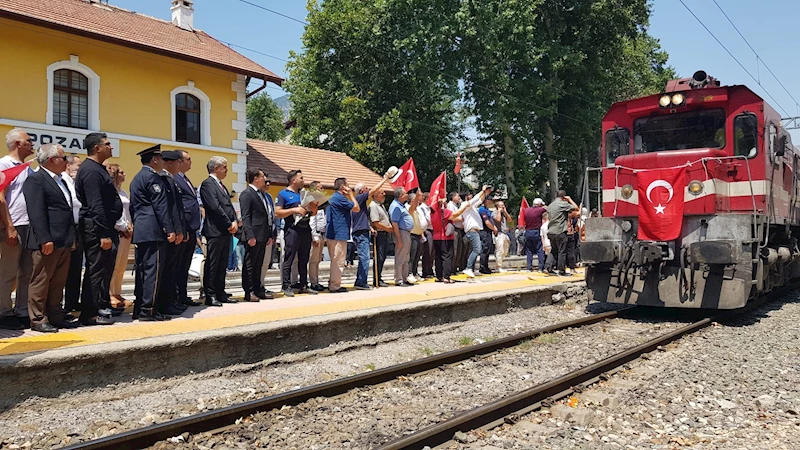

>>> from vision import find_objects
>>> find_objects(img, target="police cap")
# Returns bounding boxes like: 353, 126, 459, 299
136, 144, 162, 157
162, 150, 182, 161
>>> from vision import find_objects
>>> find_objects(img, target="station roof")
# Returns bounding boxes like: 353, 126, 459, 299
0, 0, 283, 84
247, 139, 392, 193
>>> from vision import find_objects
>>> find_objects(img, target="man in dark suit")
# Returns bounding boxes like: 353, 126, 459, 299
155, 151, 188, 316
172, 150, 202, 307
199, 156, 238, 306
23, 144, 80, 332
259, 177, 278, 286
240, 168, 274, 301
130, 145, 177, 321
75, 133, 122, 326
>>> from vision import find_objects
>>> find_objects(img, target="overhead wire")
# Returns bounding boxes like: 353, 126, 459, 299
678, 0, 790, 117
711, 0, 800, 116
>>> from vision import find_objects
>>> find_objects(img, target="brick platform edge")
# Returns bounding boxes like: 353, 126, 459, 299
0, 281, 578, 410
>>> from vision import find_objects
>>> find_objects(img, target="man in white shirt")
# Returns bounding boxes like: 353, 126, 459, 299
0, 128, 34, 329
307, 181, 327, 292
62, 155, 83, 312
459, 185, 493, 278
417, 194, 435, 279
446, 192, 466, 272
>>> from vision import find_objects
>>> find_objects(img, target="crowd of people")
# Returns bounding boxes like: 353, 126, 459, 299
0, 127, 588, 332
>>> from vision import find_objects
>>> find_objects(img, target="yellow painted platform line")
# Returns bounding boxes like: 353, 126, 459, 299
0, 274, 583, 357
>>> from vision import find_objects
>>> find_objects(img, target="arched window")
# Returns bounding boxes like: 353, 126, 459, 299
175, 93, 201, 144
53, 69, 89, 129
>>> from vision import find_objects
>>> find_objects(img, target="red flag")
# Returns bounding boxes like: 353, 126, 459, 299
390, 158, 420, 192
454, 153, 462, 174
427, 172, 447, 207
518, 197, 529, 228
0, 161, 32, 192
636, 166, 686, 241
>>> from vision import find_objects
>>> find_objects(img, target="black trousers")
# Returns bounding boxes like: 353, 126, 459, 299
134, 241, 166, 316
282, 226, 312, 289
408, 233, 422, 276
453, 227, 466, 272
204, 235, 231, 299
156, 240, 183, 311
433, 239, 454, 280
80, 231, 117, 318
64, 229, 83, 310
373, 231, 389, 285
421, 230, 434, 277
565, 233, 577, 270
243, 240, 267, 296
548, 232, 568, 273
175, 230, 197, 301
479, 230, 494, 273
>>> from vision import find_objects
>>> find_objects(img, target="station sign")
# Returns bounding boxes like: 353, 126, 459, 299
25, 126, 120, 157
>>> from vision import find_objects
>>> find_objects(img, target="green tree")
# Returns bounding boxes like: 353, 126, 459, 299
285, 0, 464, 187
246, 93, 285, 142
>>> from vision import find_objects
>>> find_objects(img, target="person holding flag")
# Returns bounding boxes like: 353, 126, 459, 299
428, 172, 470, 283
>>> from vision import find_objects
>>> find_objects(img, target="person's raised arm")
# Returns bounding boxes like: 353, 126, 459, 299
368, 173, 392, 198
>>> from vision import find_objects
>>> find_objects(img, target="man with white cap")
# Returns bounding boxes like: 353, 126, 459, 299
523, 198, 547, 271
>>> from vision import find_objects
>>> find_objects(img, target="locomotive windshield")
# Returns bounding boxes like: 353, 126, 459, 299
634, 109, 726, 153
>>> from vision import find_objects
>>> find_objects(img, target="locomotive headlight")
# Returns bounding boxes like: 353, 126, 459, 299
671, 93, 686, 106
688, 180, 704, 195
621, 184, 634, 199
659, 95, 671, 107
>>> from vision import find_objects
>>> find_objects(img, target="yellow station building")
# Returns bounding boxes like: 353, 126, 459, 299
0, 0, 283, 197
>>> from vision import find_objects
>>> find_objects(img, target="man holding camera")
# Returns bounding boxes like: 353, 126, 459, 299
326, 177, 359, 293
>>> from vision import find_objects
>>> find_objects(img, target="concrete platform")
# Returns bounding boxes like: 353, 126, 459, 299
0, 268, 584, 408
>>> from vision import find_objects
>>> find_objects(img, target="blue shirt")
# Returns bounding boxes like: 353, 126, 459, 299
325, 192, 354, 241
351, 191, 371, 232
389, 199, 414, 231
277, 188, 302, 229
479, 206, 492, 231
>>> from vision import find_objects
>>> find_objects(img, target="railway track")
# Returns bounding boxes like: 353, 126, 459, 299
376, 286, 795, 450
63, 286, 788, 450
62, 309, 622, 450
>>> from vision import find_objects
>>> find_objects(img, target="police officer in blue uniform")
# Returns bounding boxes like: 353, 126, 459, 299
155, 151, 188, 316
130, 144, 177, 321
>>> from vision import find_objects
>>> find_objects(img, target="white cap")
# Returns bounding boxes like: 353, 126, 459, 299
533, 198, 544, 206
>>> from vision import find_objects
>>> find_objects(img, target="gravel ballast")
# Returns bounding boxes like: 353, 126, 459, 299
452, 292, 800, 450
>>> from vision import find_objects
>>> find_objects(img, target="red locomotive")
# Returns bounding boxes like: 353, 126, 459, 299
583, 70, 800, 308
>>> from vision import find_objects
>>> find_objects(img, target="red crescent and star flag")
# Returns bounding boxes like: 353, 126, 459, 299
0, 161, 32, 193
390, 158, 420, 192
636, 166, 686, 241
518, 197, 529, 228
454, 153, 462, 175
427, 171, 447, 207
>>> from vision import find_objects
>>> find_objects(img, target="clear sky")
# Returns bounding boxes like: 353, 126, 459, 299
112, 0, 800, 137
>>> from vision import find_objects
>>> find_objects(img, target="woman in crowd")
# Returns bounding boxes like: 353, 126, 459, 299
107, 163, 133, 309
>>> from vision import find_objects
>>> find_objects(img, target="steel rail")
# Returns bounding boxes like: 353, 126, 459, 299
375, 292, 784, 450
62, 310, 621, 449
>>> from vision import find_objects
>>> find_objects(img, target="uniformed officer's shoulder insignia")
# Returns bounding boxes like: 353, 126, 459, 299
151, 184, 162, 193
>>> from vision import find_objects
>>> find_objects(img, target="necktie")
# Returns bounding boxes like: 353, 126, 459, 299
182, 174, 196, 196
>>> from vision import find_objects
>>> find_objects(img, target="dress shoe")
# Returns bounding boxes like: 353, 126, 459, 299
182, 298, 202, 307
310, 284, 326, 292
282, 288, 295, 298
248, 293, 261, 302
205, 299, 223, 307
255, 291, 273, 300
80, 316, 115, 326
51, 320, 80, 329
290, 282, 302, 290
224, 291, 233, 298
329, 287, 348, 293
62, 314, 80, 324
31, 322, 59, 333
219, 296, 238, 304
139, 312, 172, 321
160, 306, 186, 316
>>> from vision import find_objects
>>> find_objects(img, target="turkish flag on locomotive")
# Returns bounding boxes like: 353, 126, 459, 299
391, 158, 420, 192
636, 166, 686, 241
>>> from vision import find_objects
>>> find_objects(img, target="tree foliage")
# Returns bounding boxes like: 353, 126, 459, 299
286, 0, 675, 210
246, 93, 286, 142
